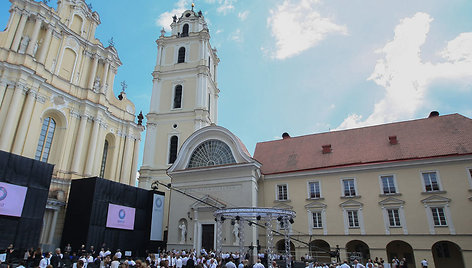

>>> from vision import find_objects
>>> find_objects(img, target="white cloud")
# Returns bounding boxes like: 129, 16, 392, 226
216, 0, 235, 14
267, 0, 347, 60
238, 10, 249, 21
337, 13, 472, 130
230, 29, 243, 42
156, 0, 189, 32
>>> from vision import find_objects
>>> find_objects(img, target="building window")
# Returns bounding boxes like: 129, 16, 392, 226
312, 211, 323, 228
308, 181, 321, 199
100, 140, 109, 178
387, 209, 401, 227
35, 117, 56, 162
422, 171, 440, 192
168, 136, 178, 164
178, 47, 185, 63
173, 85, 182, 109
467, 168, 472, 188
347, 210, 359, 228
187, 140, 236, 168
182, 24, 189, 37
342, 178, 356, 197
381, 175, 397, 194
431, 207, 447, 226
277, 184, 288, 201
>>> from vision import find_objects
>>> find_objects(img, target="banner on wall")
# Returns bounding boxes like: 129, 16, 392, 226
106, 203, 136, 230
0, 182, 28, 217
150, 194, 165, 241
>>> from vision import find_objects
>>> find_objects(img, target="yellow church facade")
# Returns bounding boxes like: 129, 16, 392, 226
0, 0, 143, 251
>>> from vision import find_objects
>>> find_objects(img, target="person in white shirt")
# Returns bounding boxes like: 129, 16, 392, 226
339, 261, 350, 268
40, 252, 52, 268
114, 250, 122, 260
420, 259, 428, 268
253, 259, 264, 268
110, 256, 120, 268
352, 259, 365, 268
176, 256, 183, 268
225, 258, 236, 268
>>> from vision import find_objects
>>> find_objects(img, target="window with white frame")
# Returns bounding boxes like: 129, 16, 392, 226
347, 210, 359, 228
422, 171, 441, 192
312, 211, 323, 228
431, 207, 447, 226
308, 181, 321, 199
277, 184, 288, 201
381, 175, 397, 194
387, 209, 401, 227
342, 178, 356, 197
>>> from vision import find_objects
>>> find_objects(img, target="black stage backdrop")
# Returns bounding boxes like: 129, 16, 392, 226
61, 177, 153, 256
0, 150, 54, 250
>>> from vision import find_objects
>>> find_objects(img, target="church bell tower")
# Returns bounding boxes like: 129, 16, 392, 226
139, 7, 220, 188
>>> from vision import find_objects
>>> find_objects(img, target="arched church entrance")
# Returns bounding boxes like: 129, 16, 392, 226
309, 239, 331, 264
386, 240, 416, 268
346, 240, 370, 264
432, 241, 465, 268
276, 239, 295, 257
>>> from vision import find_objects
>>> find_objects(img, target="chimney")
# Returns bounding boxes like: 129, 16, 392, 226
389, 136, 398, 145
282, 132, 290, 139
322, 144, 332, 154
428, 111, 439, 118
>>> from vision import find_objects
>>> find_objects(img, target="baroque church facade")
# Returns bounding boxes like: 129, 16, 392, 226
143, 8, 472, 268
0, 0, 143, 251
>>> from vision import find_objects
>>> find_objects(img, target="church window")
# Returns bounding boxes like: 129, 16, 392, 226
35, 117, 56, 162
178, 47, 186, 63
173, 85, 182, 109
182, 24, 189, 37
100, 140, 109, 178
169, 136, 178, 164
187, 140, 236, 168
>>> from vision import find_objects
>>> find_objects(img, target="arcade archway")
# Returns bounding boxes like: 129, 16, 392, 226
346, 240, 370, 264
309, 239, 331, 264
386, 240, 416, 268
432, 241, 465, 268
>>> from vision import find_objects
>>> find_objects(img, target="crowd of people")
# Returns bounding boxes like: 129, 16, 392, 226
0, 245, 429, 268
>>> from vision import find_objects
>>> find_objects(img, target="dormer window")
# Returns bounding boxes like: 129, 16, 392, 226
178, 47, 186, 63
182, 24, 189, 37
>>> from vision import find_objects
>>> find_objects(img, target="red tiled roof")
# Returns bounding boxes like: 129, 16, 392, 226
253, 114, 472, 175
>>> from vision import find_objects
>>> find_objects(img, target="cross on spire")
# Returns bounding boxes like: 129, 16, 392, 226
121, 81, 127, 92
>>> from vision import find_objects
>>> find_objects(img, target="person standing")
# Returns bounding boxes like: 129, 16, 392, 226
50, 248, 63, 268
420, 259, 427, 268
352, 260, 365, 268
40, 253, 52, 268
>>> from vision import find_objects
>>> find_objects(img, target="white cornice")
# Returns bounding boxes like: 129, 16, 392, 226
263, 155, 472, 180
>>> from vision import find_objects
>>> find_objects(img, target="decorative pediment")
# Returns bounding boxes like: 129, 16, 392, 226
190, 194, 226, 210
421, 195, 451, 205
379, 197, 405, 207
273, 203, 293, 210
339, 199, 363, 208
305, 201, 327, 209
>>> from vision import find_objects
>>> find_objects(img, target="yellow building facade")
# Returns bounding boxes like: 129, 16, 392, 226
0, 0, 144, 251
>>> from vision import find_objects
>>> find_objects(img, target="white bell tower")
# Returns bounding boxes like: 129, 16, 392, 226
139, 7, 220, 189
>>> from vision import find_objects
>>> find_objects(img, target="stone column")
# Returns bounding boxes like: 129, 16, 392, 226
47, 209, 59, 245
87, 55, 99, 89
120, 135, 132, 184
193, 210, 199, 250
84, 118, 100, 176
38, 25, 53, 64
0, 82, 7, 106
26, 17, 42, 56
11, 12, 28, 52
71, 115, 88, 173
129, 137, 140, 186
12, 89, 36, 154
101, 60, 110, 93
0, 84, 25, 151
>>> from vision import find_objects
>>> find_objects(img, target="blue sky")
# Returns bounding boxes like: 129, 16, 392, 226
1, 0, 471, 165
